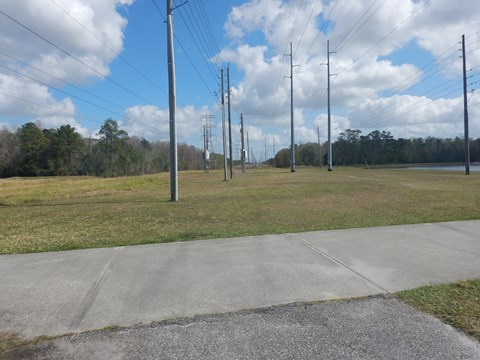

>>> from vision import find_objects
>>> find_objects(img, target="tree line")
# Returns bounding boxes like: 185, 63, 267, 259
2, 122, 479, 178
0, 119, 206, 178
274, 129, 480, 168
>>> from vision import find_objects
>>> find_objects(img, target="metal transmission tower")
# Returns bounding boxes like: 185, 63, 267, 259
240, 113, 245, 173
327, 40, 336, 172
285, 42, 298, 172
462, 34, 471, 175
201, 115, 215, 172
220, 69, 228, 180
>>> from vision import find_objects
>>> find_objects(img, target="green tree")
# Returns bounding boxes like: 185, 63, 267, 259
0, 129, 21, 177
335, 129, 362, 165
275, 148, 290, 168
17, 122, 46, 176
298, 143, 318, 166
54, 125, 85, 175
95, 119, 132, 177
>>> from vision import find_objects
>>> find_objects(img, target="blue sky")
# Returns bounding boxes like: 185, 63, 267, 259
1, 0, 480, 160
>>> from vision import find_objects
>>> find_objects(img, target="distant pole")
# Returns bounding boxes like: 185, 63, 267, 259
327, 40, 334, 172
247, 131, 250, 169
264, 137, 268, 167
221, 68, 228, 180
240, 113, 245, 173
289, 42, 296, 172
273, 137, 276, 168
317, 126, 322, 168
462, 34, 470, 175
202, 123, 208, 172
227, 64, 233, 179
167, 0, 178, 200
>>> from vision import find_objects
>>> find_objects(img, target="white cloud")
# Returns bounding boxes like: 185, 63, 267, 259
222, 0, 480, 142
0, 73, 75, 116
0, 0, 129, 82
0, 0, 133, 134
121, 104, 210, 142
348, 95, 467, 139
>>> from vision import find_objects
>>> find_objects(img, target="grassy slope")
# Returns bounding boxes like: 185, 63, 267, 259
1, 167, 479, 254
397, 279, 480, 341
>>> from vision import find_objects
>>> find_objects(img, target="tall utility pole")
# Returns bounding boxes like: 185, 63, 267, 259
221, 68, 228, 180
167, 0, 178, 201
327, 40, 335, 172
317, 126, 322, 168
462, 34, 470, 175
227, 64, 233, 179
240, 113, 245, 173
286, 42, 296, 172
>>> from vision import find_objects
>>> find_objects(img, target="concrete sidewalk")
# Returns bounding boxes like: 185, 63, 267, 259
1, 220, 479, 341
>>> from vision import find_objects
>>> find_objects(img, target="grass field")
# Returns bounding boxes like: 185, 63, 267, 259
1, 167, 479, 254
398, 279, 480, 341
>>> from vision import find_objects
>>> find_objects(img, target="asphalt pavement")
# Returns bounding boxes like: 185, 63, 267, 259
1, 220, 480, 359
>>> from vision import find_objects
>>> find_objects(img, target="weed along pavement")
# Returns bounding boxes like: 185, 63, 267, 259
2, 220, 480, 358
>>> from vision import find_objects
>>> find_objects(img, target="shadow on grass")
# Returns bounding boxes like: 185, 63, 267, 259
0, 198, 174, 207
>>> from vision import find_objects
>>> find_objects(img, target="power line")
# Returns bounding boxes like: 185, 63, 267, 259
188, 0, 223, 69
266, 0, 308, 135
151, 0, 219, 104
297, 1, 345, 118
346, 49, 460, 128
0, 49, 126, 110
0, 90, 101, 125
293, 0, 321, 58
176, 4, 220, 83
0, 63, 126, 119
356, 80, 464, 131
197, 0, 224, 65
349, 45, 465, 129
300, 0, 343, 65
49, 0, 167, 95
0, 63, 173, 135
0, 9, 157, 106
332, 0, 386, 54
335, 0, 431, 77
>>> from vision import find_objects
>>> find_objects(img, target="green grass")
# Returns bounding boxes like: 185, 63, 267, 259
397, 279, 480, 341
0, 332, 56, 358
1, 167, 479, 254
